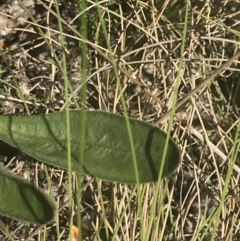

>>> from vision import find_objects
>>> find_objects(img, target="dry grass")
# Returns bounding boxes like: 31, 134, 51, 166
0, 0, 240, 240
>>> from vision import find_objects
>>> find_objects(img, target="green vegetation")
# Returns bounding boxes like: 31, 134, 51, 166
0, 0, 239, 240
0, 110, 180, 223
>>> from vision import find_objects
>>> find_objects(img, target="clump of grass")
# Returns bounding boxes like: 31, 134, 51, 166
0, 0, 240, 240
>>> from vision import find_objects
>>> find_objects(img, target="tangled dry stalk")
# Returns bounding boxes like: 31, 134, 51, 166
0, 0, 240, 240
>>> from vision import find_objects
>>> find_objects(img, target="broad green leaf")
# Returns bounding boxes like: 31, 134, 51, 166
0, 166, 56, 224
0, 110, 180, 183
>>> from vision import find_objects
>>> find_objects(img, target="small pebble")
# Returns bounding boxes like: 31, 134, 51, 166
38, 169, 46, 181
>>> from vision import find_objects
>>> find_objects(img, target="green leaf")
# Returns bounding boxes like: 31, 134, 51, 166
0, 110, 180, 183
0, 166, 56, 224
